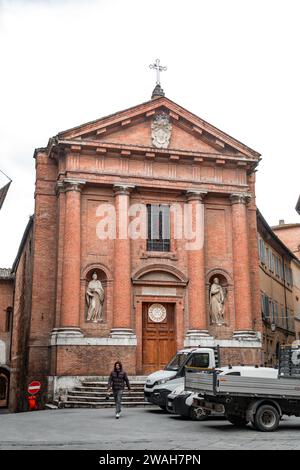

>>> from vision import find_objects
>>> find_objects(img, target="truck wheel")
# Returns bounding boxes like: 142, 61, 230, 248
190, 407, 209, 421
254, 405, 280, 432
227, 415, 249, 427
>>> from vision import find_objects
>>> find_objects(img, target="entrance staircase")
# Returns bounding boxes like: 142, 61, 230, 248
51, 377, 154, 409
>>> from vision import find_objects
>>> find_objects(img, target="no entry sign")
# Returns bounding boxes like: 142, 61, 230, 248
28, 381, 41, 395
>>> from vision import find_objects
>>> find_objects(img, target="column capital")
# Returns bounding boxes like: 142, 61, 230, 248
229, 192, 251, 205
56, 179, 86, 194
113, 183, 135, 196
186, 189, 207, 202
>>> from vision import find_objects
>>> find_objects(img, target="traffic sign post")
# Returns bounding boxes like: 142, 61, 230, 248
27, 381, 41, 411
28, 381, 41, 395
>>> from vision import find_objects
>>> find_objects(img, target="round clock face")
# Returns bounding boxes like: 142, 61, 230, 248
148, 303, 167, 323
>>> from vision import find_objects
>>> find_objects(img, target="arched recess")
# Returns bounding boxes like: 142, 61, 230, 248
206, 268, 233, 287
132, 263, 188, 286
81, 263, 113, 282
206, 268, 233, 326
0, 367, 10, 408
81, 264, 112, 324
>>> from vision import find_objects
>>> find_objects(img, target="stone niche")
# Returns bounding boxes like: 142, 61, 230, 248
207, 270, 234, 338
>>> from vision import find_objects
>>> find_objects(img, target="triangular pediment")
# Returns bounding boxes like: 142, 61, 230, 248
57, 97, 260, 160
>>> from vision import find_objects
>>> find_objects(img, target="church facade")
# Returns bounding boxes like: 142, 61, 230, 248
9, 93, 264, 409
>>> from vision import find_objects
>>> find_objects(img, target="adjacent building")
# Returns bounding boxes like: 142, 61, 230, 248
257, 210, 299, 365
272, 213, 300, 341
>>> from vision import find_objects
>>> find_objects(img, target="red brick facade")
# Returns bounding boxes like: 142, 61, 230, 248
0, 272, 13, 407
8, 96, 265, 409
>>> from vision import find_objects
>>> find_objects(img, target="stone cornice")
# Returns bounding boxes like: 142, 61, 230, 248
51, 138, 258, 170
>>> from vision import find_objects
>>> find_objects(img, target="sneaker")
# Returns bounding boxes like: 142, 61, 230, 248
116, 413, 120, 419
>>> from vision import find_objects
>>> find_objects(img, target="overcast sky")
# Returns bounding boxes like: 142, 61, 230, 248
0, 0, 299, 267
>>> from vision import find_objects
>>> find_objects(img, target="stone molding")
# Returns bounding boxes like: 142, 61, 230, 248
50, 331, 137, 347
184, 332, 262, 348
185, 329, 214, 339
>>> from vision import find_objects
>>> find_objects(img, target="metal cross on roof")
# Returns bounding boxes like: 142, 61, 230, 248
149, 59, 167, 85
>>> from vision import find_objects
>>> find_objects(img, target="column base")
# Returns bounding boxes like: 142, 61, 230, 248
185, 329, 213, 338
110, 328, 136, 339
233, 330, 260, 341
50, 327, 84, 340
184, 330, 214, 347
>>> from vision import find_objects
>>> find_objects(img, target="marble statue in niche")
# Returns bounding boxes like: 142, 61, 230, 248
86, 272, 105, 322
209, 277, 226, 325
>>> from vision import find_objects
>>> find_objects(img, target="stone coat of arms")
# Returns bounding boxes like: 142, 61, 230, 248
151, 112, 172, 149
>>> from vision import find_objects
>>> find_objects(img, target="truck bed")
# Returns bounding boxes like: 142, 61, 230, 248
185, 370, 300, 399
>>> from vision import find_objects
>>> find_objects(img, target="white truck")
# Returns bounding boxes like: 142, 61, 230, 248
144, 346, 220, 409
167, 365, 278, 420
185, 345, 300, 432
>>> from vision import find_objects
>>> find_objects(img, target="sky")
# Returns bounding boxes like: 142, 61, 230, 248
0, 0, 299, 267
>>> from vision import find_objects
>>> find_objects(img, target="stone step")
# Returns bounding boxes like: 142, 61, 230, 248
52, 376, 149, 410
82, 382, 145, 387
70, 390, 144, 396
78, 382, 144, 390
66, 395, 145, 402
61, 400, 153, 408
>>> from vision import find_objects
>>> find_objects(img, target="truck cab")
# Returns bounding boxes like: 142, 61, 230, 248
144, 347, 219, 409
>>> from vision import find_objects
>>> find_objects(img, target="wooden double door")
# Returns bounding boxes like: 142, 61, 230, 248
142, 302, 177, 374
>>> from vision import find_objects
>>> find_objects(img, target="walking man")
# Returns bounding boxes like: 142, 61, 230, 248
107, 361, 131, 419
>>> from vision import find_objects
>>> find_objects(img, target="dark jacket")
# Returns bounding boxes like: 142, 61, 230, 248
108, 370, 130, 391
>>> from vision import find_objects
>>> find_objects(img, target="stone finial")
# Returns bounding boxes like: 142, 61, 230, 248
151, 83, 165, 99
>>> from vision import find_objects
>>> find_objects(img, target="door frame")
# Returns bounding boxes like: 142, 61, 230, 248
0, 368, 10, 408
135, 295, 184, 375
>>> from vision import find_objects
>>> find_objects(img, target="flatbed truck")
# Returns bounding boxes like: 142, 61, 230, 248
185, 345, 300, 432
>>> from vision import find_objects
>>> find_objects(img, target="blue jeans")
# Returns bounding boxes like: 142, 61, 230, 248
113, 389, 123, 413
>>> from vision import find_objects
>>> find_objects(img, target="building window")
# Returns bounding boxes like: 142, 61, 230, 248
269, 251, 274, 272
278, 259, 283, 280
284, 266, 293, 286
275, 257, 280, 277
146, 204, 170, 252
259, 238, 267, 265
5, 307, 12, 332
266, 247, 269, 268
274, 302, 279, 324
261, 293, 270, 321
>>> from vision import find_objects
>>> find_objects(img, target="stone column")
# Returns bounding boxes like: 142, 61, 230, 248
230, 193, 256, 339
185, 190, 212, 343
110, 183, 135, 338
55, 179, 85, 338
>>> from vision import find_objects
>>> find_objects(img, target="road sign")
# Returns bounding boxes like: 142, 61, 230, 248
28, 381, 41, 395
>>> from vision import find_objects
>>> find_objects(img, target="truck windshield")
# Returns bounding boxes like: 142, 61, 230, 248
165, 353, 188, 371
185, 353, 210, 368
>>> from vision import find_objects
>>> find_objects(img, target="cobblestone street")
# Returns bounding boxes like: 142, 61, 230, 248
0, 408, 300, 450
